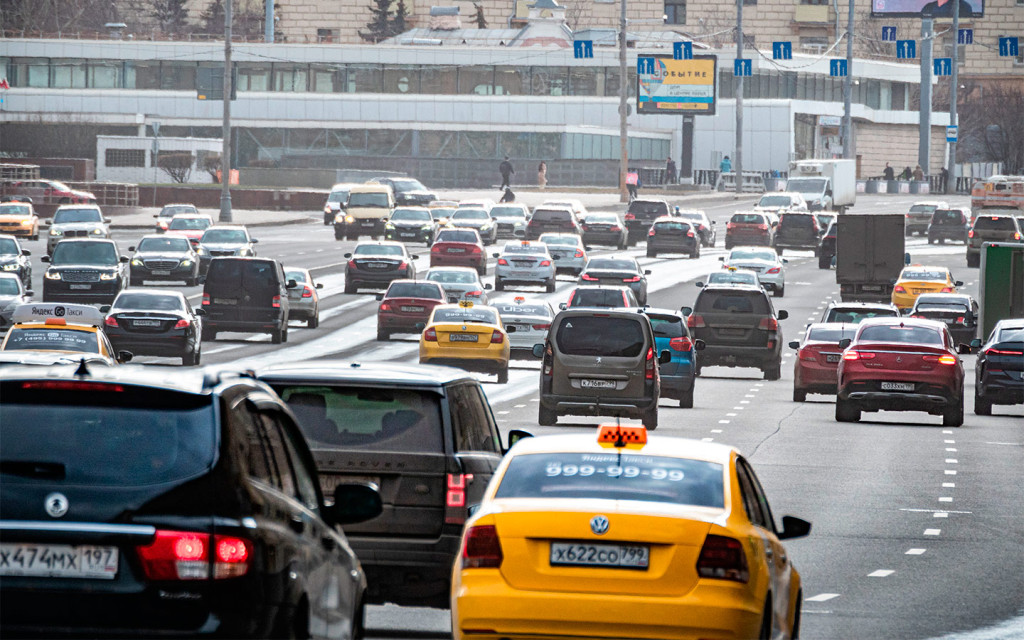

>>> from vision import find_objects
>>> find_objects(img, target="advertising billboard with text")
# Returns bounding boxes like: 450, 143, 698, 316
871, 0, 983, 18
637, 55, 717, 116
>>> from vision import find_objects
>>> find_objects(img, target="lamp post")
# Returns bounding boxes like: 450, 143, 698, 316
220, 0, 233, 223
618, 0, 629, 203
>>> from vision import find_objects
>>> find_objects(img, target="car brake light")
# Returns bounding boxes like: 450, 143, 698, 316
687, 230, 695, 237
623, 276, 641, 282
380, 302, 392, 312
645, 346, 656, 380
301, 286, 313, 298
987, 348, 1024, 356
574, 249, 584, 258
894, 285, 907, 294
956, 316, 965, 323
174, 319, 190, 329
202, 293, 210, 306
398, 261, 408, 270
648, 229, 656, 236
940, 287, 953, 293
467, 290, 482, 297
470, 245, 482, 254
581, 224, 589, 231
843, 350, 876, 360
431, 245, 442, 253
758, 224, 768, 231
539, 259, 551, 267
766, 267, 781, 274
669, 336, 693, 352
462, 524, 503, 569
610, 226, 621, 232
581, 273, 598, 281
21, 381, 124, 392
532, 323, 551, 331
424, 327, 437, 341
758, 317, 779, 331
624, 213, 635, 221
497, 258, 509, 266
968, 229, 975, 238
1015, 232, 1021, 240
911, 314, 925, 319
490, 329, 504, 343
104, 316, 118, 327
272, 295, 281, 309
726, 222, 735, 230
347, 259, 357, 269
938, 355, 958, 365
696, 534, 749, 583
447, 473, 472, 508
687, 314, 705, 328
798, 348, 817, 362
137, 531, 250, 581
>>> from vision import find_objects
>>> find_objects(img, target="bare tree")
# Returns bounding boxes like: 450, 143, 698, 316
959, 84, 1024, 174
563, 0, 590, 33
472, 3, 487, 29
158, 152, 194, 183
0, 0, 121, 34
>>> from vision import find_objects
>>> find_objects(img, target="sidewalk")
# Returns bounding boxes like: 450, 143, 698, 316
110, 207, 313, 230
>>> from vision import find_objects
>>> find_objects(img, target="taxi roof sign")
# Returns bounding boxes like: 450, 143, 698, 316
458, 300, 474, 308
597, 424, 648, 449
11, 303, 105, 328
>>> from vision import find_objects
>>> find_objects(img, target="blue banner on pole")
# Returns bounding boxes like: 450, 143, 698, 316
772, 41, 792, 60
673, 42, 693, 60
957, 29, 973, 45
734, 58, 752, 77
999, 37, 1019, 57
573, 40, 593, 59
829, 59, 848, 77
881, 26, 897, 41
896, 39, 917, 59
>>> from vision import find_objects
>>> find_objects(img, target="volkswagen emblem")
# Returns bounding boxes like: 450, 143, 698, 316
44, 492, 69, 518
896, 356, 903, 363
590, 515, 609, 535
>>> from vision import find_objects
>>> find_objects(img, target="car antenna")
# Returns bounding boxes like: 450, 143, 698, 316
74, 357, 90, 377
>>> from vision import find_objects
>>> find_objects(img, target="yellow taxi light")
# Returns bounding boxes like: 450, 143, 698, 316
727, 266, 738, 272
459, 300, 474, 308
44, 318, 67, 326
514, 296, 526, 303
521, 240, 530, 246
597, 424, 647, 449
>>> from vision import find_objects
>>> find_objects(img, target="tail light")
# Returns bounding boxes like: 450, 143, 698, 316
649, 229, 656, 237
174, 319, 190, 329
941, 287, 953, 293
574, 249, 584, 258
581, 224, 589, 231
470, 245, 482, 254
798, 348, 817, 362
447, 473, 472, 509
136, 531, 251, 581
431, 245, 442, 253
956, 316, 965, 323
938, 355, 958, 365
539, 259, 552, 267
757, 224, 768, 231
645, 346, 656, 380
497, 258, 509, 266
467, 290, 483, 297
758, 317, 779, 331
987, 348, 1024, 356
104, 316, 118, 327
968, 229, 975, 238
301, 286, 313, 298
202, 293, 210, 306
669, 336, 693, 352
623, 276, 641, 282
726, 222, 735, 230
894, 285, 907, 294
462, 525, 503, 569
696, 535, 749, 583
398, 261, 408, 270
911, 314, 925, 319
687, 230, 695, 237
610, 226, 621, 232
424, 327, 438, 341
581, 273, 598, 281
380, 302, 392, 312
490, 329, 505, 343
766, 267, 781, 274
687, 314, 705, 328
348, 259, 358, 269
1015, 232, 1021, 240
271, 295, 281, 309
624, 213, 635, 221
532, 323, 551, 331
843, 350, 876, 360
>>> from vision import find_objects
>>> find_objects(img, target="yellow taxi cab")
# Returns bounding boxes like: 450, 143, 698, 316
891, 265, 963, 311
0, 200, 40, 240
451, 425, 811, 640
428, 200, 459, 228
419, 301, 510, 383
0, 303, 129, 365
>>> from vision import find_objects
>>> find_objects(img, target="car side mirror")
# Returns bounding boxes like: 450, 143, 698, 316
644, 269, 652, 276
467, 503, 482, 517
21, 249, 31, 256
286, 279, 298, 289
718, 256, 725, 261
153, 214, 159, 218
777, 515, 811, 540
375, 292, 384, 301
693, 339, 706, 351
40, 256, 50, 263
415, 322, 426, 331
531, 343, 545, 358
99, 305, 111, 313
957, 343, 973, 355
788, 340, 800, 350
120, 256, 129, 263
324, 484, 383, 526
316, 283, 324, 289
506, 325, 517, 333
838, 338, 852, 349
777, 310, 789, 320
711, 220, 717, 225
484, 283, 493, 290
492, 252, 500, 258
411, 255, 420, 260
195, 308, 206, 316
104, 217, 112, 223
251, 238, 259, 244
680, 306, 692, 316
506, 429, 534, 450
658, 350, 672, 364
782, 258, 789, 264
970, 338, 982, 348
128, 246, 136, 252
558, 302, 567, 310
955, 280, 963, 287
904, 252, 912, 265
695, 281, 704, 288
117, 350, 133, 363
344, 253, 352, 259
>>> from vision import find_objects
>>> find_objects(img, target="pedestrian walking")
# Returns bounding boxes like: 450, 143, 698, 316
719, 155, 732, 174
883, 163, 895, 181
665, 157, 677, 184
913, 165, 924, 181
940, 166, 949, 192
899, 166, 913, 180
499, 156, 514, 190
537, 161, 547, 189
626, 168, 639, 201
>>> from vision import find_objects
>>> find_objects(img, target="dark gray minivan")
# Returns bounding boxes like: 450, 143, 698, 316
534, 308, 666, 429
202, 257, 294, 343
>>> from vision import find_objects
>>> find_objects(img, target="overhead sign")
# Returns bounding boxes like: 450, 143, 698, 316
957, 28, 973, 44
999, 37, 1019, 57
673, 42, 693, 60
829, 59, 848, 77
637, 57, 656, 74
934, 57, 952, 75
637, 55, 717, 116
573, 40, 593, 59
882, 26, 898, 41
946, 125, 958, 142
871, 0, 983, 18
772, 41, 792, 60
897, 39, 917, 59
733, 58, 752, 77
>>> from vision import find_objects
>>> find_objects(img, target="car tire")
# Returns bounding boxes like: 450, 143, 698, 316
759, 598, 772, 640
966, 254, 980, 268
642, 407, 658, 430
928, 237, 934, 244
974, 389, 992, 416
943, 395, 964, 427
478, 264, 487, 276
694, 362, 703, 377
775, 286, 785, 298
618, 239, 627, 250
646, 247, 656, 258
691, 246, 700, 259
776, 247, 784, 256
183, 348, 200, 366
835, 397, 861, 422
271, 328, 284, 344
377, 329, 390, 341
538, 405, 557, 426
545, 279, 556, 293
307, 314, 319, 329
497, 367, 509, 384
494, 277, 504, 292
793, 388, 807, 402
764, 362, 782, 381
818, 255, 831, 270
679, 388, 694, 408
344, 279, 357, 294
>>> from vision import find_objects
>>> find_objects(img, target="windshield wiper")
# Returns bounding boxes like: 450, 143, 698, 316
1, 460, 66, 480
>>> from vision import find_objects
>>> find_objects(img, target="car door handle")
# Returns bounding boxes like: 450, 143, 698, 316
289, 516, 306, 534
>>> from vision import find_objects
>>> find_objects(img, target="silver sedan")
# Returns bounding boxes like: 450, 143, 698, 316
538, 233, 587, 276
720, 246, 788, 297
284, 267, 323, 328
492, 296, 554, 358
423, 267, 491, 304
493, 241, 556, 292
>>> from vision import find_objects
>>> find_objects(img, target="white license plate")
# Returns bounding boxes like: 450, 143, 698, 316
825, 354, 841, 363
399, 232, 416, 237
69, 284, 92, 290
719, 328, 745, 336
448, 248, 466, 253
550, 542, 649, 569
862, 285, 883, 292
580, 379, 616, 389
214, 298, 237, 305
510, 324, 532, 331
0, 543, 118, 580
449, 333, 479, 342
360, 221, 376, 227
133, 319, 161, 327
401, 306, 424, 313
881, 381, 915, 391
151, 270, 171, 276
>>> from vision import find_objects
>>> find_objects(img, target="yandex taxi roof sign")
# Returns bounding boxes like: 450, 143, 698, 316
11, 303, 105, 328
637, 55, 717, 116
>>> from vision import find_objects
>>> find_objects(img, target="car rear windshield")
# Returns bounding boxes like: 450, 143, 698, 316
273, 385, 443, 452
202, 229, 247, 244
972, 216, 1017, 231
901, 270, 946, 281
495, 303, 551, 318
0, 238, 18, 254
780, 214, 815, 228
388, 282, 443, 299
653, 221, 689, 231
114, 293, 183, 311
696, 291, 770, 315
495, 452, 724, 508
391, 179, 427, 192
707, 272, 757, 285
627, 201, 668, 217
569, 289, 630, 308
556, 315, 644, 356
587, 258, 636, 271
169, 217, 211, 230
915, 303, 969, 314
997, 327, 1024, 342
729, 249, 776, 261
391, 209, 431, 222
858, 325, 943, 345
932, 210, 965, 224
586, 214, 620, 224
433, 307, 497, 324
910, 204, 939, 214
539, 234, 578, 247
426, 269, 477, 284
824, 308, 899, 323
206, 259, 279, 293
436, 229, 479, 243
159, 205, 196, 217
758, 195, 794, 207
285, 270, 308, 283
648, 315, 684, 338
0, 386, 216, 486
348, 192, 389, 207
54, 210, 102, 224
807, 326, 856, 342
3, 328, 99, 352
491, 206, 526, 219
730, 213, 766, 224
51, 242, 117, 266
502, 243, 549, 255
138, 237, 190, 252
354, 244, 403, 256
0, 278, 20, 295
532, 209, 573, 223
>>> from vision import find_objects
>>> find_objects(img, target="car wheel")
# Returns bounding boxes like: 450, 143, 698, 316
618, 239, 627, 250
497, 367, 509, 384
928, 237, 934, 244
775, 286, 785, 298
818, 255, 831, 270
776, 247, 784, 256
646, 247, 656, 258
307, 313, 319, 329
538, 405, 557, 426
835, 397, 861, 422
478, 264, 487, 276
793, 388, 807, 402
377, 329, 389, 341
966, 254, 980, 268
271, 328, 284, 344
694, 362, 703, 377
764, 362, 782, 381
201, 328, 216, 342
974, 389, 992, 416
494, 277, 504, 292
545, 279, 556, 293
679, 388, 694, 409
642, 407, 658, 430
344, 279, 357, 294
943, 395, 964, 427
187, 276, 199, 287
691, 246, 700, 259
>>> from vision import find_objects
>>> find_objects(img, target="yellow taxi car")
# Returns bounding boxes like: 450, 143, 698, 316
0, 303, 129, 365
419, 301, 510, 383
451, 425, 810, 640
0, 200, 40, 240
428, 200, 459, 228
891, 265, 963, 311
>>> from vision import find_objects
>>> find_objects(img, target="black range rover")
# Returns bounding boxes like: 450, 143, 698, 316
42, 238, 128, 304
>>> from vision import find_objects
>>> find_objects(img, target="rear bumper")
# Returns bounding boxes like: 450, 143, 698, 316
430, 255, 483, 269
131, 266, 198, 282
648, 237, 698, 253
660, 374, 694, 398
839, 390, 954, 412
378, 313, 431, 332
107, 334, 192, 356
347, 270, 410, 286
725, 234, 771, 247
775, 240, 818, 252
581, 231, 624, 246
205, 318, 284, 333
978, 371, 1024, 404
700, 344, 779, 368
928, 227, 967, 241
539, 392, 658, 417
795, 362, 838, 391
420, 356, 508, 374
350, 534, 461, 607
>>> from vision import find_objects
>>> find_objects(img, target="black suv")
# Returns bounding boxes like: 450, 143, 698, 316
525, 207, 581, 240
623, 198, 670, 245
774, 212, 821, 254
202, 257, 294, 343
684, 283, 788, 380
0, 365, 380, 638
966, 213, 1022, 267
129, 234, 201, 286
42, 238, 128, 304
257, 361, 523, 609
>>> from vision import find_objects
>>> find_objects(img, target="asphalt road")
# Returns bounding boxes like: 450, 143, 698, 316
18, 193, 1024, 639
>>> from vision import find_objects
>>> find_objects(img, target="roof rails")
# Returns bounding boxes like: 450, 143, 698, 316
201, 367, 257, 388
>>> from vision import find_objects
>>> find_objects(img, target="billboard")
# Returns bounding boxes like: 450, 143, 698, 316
637, 55, 717, 116
871, 0, 983, 18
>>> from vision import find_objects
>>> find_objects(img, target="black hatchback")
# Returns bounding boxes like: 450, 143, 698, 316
0, 365, 381, 638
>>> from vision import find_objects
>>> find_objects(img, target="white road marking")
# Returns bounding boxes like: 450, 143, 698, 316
935, 512, 949, 518
943, 482, 955, 488
901, 508, 972, 514
942, 429, 953, 434
946, 459, 958, 463
514, 404, 526, 408
906, 548, 926, 555
868, 570, 895, 578
530, 398, 539, 402
939, 497, 953, 502
733, 406, 745, 410
755, 383, 764, 386
702, 437, 714, 442
944, 439, 956, 444
744, 394, 755, 398
711, 429, 723, 433
749, 387, 760, 392
740, 400, 750, 404
924, 529, 942, 535
719, 420, 730, 424
805, 593, 840, 602
945, 470, 957, 475
496, 410, 509, 415
727, 412, 737, 416
946, 448, 958, 452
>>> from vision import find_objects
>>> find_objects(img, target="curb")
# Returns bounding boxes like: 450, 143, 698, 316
111, 215, 315, 231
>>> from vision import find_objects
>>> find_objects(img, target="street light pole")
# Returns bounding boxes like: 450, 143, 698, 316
220, 0, 233, 223
618, 0, 629, 203
842, 0, 854, 159
947, 0, 959, 194
734, 0, 743, 197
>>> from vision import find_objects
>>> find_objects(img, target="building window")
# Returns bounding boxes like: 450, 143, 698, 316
665, 0, 685, 24
801, 0, 828, 4
238, 64, 271, 91
494, 66, 530, 95
52, 61, 87, 88
384, 65, 419, 93
316, 28, 336, 42
105, 149, 146, 168
273, 64, 308, 92
458, 66, 495, 95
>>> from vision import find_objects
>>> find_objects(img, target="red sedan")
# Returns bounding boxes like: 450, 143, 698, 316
789, 322, 858, 402
376, 279, 446, 341
836, 318, 965, 426
430, 228, 486, 275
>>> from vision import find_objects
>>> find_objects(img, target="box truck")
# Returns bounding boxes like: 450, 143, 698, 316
979, 242, 1024, 339
786, 159, 857, 213
836, 213, 906, 302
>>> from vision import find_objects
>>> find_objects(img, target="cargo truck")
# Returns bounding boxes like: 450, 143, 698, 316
978, 242, 1024, 339
836, 213, 906, 303
786, 159, 857, 213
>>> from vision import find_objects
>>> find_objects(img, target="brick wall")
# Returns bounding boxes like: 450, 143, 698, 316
857, 122, 949, 177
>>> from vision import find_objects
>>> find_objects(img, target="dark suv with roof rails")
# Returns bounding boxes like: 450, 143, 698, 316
623, 198, 670, 245
683, 283, 788, 380
774, 212, 821, 255
256, 361, 527, 610
202, 257, 295, 343
0, 365, 380, 639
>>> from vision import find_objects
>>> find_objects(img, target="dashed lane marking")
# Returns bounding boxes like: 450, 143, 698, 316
939, 497, 953, 502
935, 512, 949, 518
943, 482, 955, 488
702, 437, 714, 442
924, 529, 942, 535
805, 593, 841, 602
944, 439, 956, 444
727, 412, 737, 416
497, 410, 510, 415
719, 420, 730, 424
868, 570, 895, 578
942, 429, 954, 434
711, 429, 723, 433
945, 470, 957, 475
900, 508, 972, 514
906, 549, 926, 555
945, 459, 958, 463
946, 448, 958, 452
514, 404, 526, 408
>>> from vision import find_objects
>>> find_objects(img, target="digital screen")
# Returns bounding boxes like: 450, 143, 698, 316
871, 0, 983, 18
